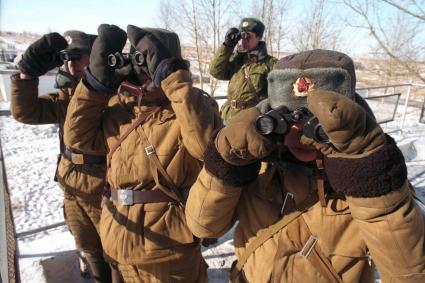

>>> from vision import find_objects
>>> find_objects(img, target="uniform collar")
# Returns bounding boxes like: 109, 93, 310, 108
237, 41, 268, 63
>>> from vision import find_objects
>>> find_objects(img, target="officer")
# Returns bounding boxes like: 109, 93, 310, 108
63, 24, 222, 282
11, 31, 117, 282
210, 17, 277, 124
186, 49, 425, 282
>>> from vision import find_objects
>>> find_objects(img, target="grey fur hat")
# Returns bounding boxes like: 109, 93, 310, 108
268, 49, 356, 111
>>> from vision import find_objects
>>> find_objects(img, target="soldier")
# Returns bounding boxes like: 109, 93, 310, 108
186, 49, 425, 282
210, 17, 277, 124
11, 31, 116, 282
63, 24, 222, 282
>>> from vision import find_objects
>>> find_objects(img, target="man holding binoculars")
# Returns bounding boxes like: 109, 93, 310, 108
10, 31, 117, 282
186, 49, 425, 282
210, 17, 277, 124
63, 24, 221, 282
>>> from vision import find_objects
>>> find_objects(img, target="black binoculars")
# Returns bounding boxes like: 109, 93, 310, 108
240, 31, 251, 39
107, 52, 145, 68
59, 50, 82, 61
255, 106, 330, 144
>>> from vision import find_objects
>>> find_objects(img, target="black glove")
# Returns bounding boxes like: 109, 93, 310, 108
18, 33, 68, 77
224, 27, 241, 48
85, 24, 127, 94
152, 58, 190, 88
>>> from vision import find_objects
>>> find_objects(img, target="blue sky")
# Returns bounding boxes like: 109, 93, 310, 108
1, 0, 422, 57
0, 0, 159, 34
0, 0, 363, 35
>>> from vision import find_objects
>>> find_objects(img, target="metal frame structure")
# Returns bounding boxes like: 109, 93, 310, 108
0, 138, 19, 283
363, 93, 401, 124
214, 81, 425, 126
357, 81, 425, 127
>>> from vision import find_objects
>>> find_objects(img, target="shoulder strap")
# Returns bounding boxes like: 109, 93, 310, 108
230, 192, 319, 280
242, 64, 259, 98
107, 106, 160, 167
289, 216, 344, 283
136, 126, 185, 204
316, 159, 327, 207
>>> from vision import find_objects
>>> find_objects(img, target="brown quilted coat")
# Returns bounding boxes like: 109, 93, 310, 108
10, 73, 106, 254
186, 107, 425, 283
63, 70, 222, 264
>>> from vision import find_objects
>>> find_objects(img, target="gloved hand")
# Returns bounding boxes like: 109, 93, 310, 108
300, 90, 386, 156
216, 107, 277, 166
85, 24, 127, 93
152, 57, 190, 88
18, 33, 68, 77
224, 27, 241, 48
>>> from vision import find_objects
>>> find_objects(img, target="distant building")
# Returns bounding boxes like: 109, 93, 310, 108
0, 39, 18, 63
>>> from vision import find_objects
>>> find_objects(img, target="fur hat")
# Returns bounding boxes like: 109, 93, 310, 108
268, 49, 356, 111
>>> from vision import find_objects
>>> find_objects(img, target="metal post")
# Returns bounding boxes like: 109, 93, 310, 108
401, 80, 413, 129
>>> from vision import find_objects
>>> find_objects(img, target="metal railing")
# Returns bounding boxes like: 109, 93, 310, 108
15, 221, 66, 239
0, 138, 19, 283
212, 81, 425, 127
363, 93, 401, 124
357, 81, 425, 127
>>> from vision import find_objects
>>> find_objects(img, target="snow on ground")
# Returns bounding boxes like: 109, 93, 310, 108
0, 88, 424, 282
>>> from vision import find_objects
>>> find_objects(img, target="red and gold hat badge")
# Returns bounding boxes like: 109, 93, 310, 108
292, 77, 315, 97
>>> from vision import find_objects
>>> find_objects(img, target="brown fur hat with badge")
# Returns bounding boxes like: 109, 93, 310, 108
267, 49, 373, 116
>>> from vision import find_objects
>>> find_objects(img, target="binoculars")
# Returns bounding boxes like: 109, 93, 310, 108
107, 52, 145, 68
58, 50, 82, 61
240, 31, 251, 39
255, 106, 330, 144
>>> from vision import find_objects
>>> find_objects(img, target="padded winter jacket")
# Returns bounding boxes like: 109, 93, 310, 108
64, 70, 222, 264
10, 73, 106, 254
186, 107, 425, 283
10, 74, 106, 204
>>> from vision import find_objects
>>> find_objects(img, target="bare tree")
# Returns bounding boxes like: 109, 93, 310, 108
199, 0, 242, 94
248, 0, 288, 57
273, 1, 288, 57
157, 0, 176, 30
155, 0, 239, 94
291, 0, 343, 51
381, 0, 425, 21
344, 0, 425, 83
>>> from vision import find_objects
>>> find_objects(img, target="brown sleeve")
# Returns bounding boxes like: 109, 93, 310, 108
161, 69, 222, 160
63, 80, 108, 155
185, 166, 242, 238
10, 73, 64, 124
347, 184, 425, 281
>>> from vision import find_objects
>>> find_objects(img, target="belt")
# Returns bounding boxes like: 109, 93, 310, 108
229, 99, 257, 110
110, 187, 175, 205
62, 147, 106, 165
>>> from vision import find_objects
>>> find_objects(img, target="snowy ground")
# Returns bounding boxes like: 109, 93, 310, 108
0, 83, 424, 282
